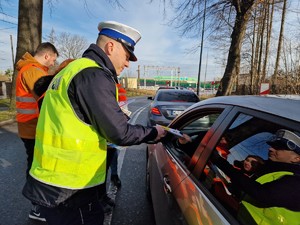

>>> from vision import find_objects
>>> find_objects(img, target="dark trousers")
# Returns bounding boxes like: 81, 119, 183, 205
21, 138, 39, 208
98, 146, 117, 198
40, 200, 104, 225
21, 138, 35, 178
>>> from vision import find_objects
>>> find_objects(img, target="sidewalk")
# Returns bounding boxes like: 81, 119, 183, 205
0, 104, 15, 127
0, 118, 15, 127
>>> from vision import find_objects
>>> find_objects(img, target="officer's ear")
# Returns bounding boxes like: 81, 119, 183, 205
291, 153, 300, 164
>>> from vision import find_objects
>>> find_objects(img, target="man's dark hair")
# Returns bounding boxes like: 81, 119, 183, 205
34, 42, 59, 57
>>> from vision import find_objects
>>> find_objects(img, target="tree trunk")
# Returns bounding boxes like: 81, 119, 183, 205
255, 3, 267, 95
253, 8, 261, 95
9, 0, 43, 110
216, 2, 254, 96
262, 0, 274, 83
271, 0, 286, 94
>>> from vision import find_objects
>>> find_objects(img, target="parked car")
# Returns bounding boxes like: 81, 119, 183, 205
157, 86, 186, 90
146, 95, 300, 225
147, 89, 200, 126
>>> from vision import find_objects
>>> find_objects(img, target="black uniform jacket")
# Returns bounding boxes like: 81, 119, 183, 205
214, 154, 300, 211
23, 44, 157, 208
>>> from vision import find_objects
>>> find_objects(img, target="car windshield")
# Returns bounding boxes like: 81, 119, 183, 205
157, 91, 199, 102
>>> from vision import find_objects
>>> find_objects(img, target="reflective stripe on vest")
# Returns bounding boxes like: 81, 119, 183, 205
241, 171, 300, 224
16, 63, 44, 122
30, 58, 115, 189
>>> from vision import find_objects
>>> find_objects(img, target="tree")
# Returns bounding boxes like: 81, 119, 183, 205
5, 68, 13, 78
8, 0, 121, 110
272, 0, 287, 93
155, 0, 261, 96
215, 1, 259, 96
9, 0, 43, 110
56, 32, 88, 60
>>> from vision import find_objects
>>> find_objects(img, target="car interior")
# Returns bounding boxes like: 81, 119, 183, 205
161, 109, 300, 224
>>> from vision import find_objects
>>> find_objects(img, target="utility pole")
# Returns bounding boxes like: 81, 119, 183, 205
196, 0, 207, 96
137, 65, 140, 89
10, 35, 15, 68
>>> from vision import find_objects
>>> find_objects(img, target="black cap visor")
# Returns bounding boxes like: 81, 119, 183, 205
267, 140, 288, 150
116, 38, 137, 61
267, 139, 300, 155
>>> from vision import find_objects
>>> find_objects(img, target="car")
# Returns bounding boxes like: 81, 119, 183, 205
147, 89, 200, 126
146, 95, 300, 225
157, 86, 187, 90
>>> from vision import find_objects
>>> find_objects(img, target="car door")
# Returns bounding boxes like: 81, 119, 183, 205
148, 104, 235, 225
193, 106, 300, 225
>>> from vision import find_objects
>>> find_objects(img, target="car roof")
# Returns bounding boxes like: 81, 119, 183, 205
191, 95, 300, 122
156, 89, 195, 94
157, 86, 186, 90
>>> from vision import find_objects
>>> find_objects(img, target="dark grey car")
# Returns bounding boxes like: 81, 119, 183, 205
146, 95, 300, 225
147, 89, 200, 126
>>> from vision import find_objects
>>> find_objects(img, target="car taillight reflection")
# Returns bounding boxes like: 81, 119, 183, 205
151, 107, 161, 115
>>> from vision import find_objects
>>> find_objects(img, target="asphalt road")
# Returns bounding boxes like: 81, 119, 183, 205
0, 97, 156, 225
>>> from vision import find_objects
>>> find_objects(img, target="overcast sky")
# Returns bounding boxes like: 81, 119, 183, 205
0, 0, 225, 81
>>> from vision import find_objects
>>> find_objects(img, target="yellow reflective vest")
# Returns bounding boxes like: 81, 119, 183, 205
30, 58, 112, 189
241, 171, 300, 225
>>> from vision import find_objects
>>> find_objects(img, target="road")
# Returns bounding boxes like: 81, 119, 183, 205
0, 96, 156, 225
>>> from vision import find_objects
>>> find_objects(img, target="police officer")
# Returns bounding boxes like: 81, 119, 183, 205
212, 129, 300, 224
22, 21, 166, 225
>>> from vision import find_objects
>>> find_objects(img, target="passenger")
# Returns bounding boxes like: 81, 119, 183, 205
233, 155, 264, 178
211, 129, 300, 224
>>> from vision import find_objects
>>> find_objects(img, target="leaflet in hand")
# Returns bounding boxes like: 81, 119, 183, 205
159, 125, 184, 138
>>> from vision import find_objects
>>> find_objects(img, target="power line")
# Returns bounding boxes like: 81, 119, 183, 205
0, 12, 17, 19
0, 26, 16, 30
0, 19, 17, 25
0, 12, 18, 25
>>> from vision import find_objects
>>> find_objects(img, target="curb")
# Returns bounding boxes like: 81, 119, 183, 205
0, 119, 15, 127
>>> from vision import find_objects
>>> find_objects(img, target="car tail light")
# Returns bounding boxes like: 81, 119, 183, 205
151, 107, 161, 115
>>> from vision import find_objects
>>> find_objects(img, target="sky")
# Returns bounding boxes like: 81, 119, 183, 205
0, 0, 224, 82
0, 0, 299, 82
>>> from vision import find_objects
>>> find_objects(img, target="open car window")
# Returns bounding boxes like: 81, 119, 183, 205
200, 112, 300, 224
164, 112, 223, 167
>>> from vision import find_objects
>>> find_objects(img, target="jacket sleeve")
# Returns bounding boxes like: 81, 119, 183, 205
68, 67, 157, 146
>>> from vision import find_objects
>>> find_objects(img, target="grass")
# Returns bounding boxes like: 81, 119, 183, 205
0, 98, 16, 122
126, 88, 155, 97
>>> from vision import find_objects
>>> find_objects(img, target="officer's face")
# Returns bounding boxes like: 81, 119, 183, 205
110, 41, 130, 76
268, 147, 300, 163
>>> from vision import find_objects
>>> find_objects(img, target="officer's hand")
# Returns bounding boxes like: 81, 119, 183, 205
154, 125, 167, 141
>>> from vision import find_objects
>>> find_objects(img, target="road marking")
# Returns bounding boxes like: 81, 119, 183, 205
104, 100, 149, 225
0, 158, 12, 168
129, 103, 150, 125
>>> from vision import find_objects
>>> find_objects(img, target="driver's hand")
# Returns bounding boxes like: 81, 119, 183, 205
178, 133, 192, 144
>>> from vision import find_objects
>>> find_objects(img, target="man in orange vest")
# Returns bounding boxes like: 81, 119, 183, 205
15, 42, 58, 221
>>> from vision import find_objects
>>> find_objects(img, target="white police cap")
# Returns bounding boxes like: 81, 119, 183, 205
98, 21, 141, 61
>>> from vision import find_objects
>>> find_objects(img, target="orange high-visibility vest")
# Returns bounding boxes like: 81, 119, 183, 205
16, 64, 46, 122
116, 83, 127, 102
